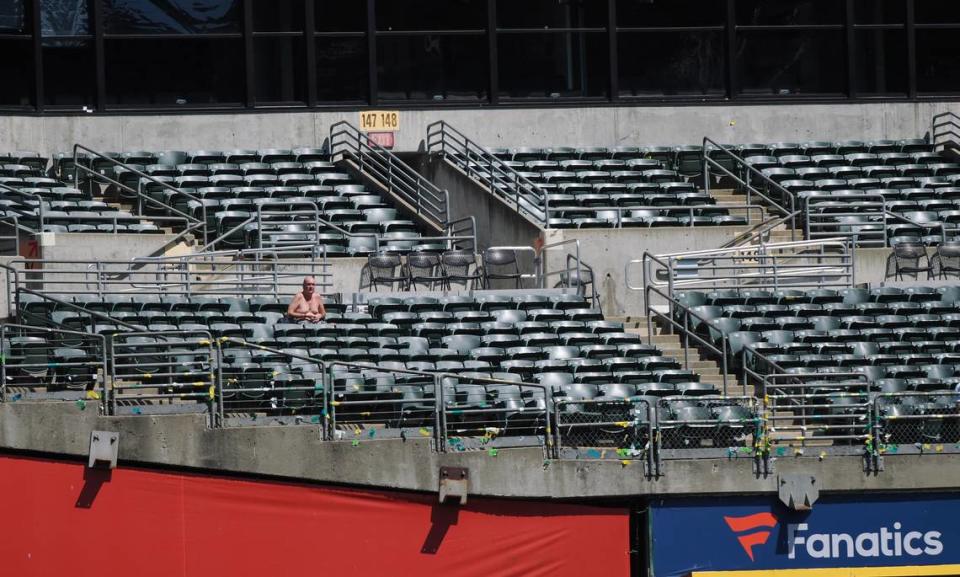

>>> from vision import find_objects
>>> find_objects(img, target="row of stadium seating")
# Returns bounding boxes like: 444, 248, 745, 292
0, 148, 450, 252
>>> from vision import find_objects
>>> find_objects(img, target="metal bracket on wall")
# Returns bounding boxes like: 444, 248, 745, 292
777, 473, 819, 511
88, 430, 119, 469
438, 466, 469, 505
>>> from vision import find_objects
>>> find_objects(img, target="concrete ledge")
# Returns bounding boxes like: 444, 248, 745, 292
1, 402, 957, 498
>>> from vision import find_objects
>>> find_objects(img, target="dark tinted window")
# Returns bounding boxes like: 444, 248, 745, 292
497, 0, 607, 29
104, 38, 244, 106
376, 0, 486, 30
917, 29, 960, 92
103, 0, 240, 34
619, 31, 724, 96
253, 0, 304, 32
617, 0, 724, 27
915, 0, 960, 24
498, 32, 608, 98
377, 35, 487, 101
854, 29, 907, 95
255, 37, 306, 104
44, 39, 96, 107
0, 40, 33, 107
0, 0, 27, 33
316, 37, 367, 101
315, 2, 365, 32
853, 0, 906, 24
42, 0, 90, 36
736, 0, 843, 25
736, 30, 845, 94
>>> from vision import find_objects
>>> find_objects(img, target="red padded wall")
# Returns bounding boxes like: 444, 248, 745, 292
0, 454, 629, 577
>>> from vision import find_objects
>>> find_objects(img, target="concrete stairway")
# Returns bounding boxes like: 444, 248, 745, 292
711, 188, 802, 243
613, 315, 751, 397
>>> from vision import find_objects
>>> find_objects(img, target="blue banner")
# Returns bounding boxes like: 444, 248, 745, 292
650, 494, 960, 576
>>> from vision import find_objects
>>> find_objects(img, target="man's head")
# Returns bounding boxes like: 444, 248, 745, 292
302, 276, 316, 297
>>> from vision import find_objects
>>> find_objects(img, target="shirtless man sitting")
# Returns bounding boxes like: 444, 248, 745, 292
286, 276, 327, 323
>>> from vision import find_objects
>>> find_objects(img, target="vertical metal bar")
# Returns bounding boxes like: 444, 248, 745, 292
98, 333, 108, 413
215, 341, 224, 427
109, 334, 118, 414
92, 0, 106, 112
845, 0, 855, 99
725, 0, 737, 100
324, 363, 333, 440
607, 0, 617, 102
0, 324, 6, 402
243, 0, 254, 108
434, 374, 445, 452
906, 0, 917, 99
487, 0, 498, 105
366, 0, 377, 105
31, 0, 43, 112
721, 335, 729, 395
304, 0, 317, 107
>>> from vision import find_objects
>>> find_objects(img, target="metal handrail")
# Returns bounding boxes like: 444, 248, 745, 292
0, 182, 45, 232
71, 144, 208, 244
426, 120, 549, 226
882, 209, 950, 246
329, 121, 449, 228
444, 215, 478, 252
544, 203, 764, 228
719, 210, 801, 249
932, 111, 960, 153
14, 287, 146, 331
539, 237, 582, 290
214, 337, 552, 453
803, 192, 886, 247
702, 137, 797, 230
0, 257, 336, 302
642, 283, 730, 394
626, 237, 856, 295
0, 322, 108, 408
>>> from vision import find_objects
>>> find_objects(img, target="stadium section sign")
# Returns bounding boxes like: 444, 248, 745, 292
358, 110, 400, 149
650, 494, 960, 576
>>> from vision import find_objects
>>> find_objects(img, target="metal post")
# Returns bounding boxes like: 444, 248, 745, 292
323, 364, 332, 441
434, 374, 445, 452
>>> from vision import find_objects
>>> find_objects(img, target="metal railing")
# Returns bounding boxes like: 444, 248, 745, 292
544, 203, 764, 228
109, 330, 217, 424
871, 392, 960, 463
757, 371, 872, 447
1, 256, 335, 312
932, 111, 960, 154
213, 337, 552, 453
702, 138, 798, 230
0, 181, 45, 232
641, 284, 733, 394
803, 192, 886, 247
719, 210, 801, 249
426, 120, 549, 226
629, 238, 856, 301
554, 397, 655, 470
657, 395, 761, 452
71, 144, 208, 244
0, 323, 107, 405
0, 213, 21, 256
330, 121, 450, 229
7, 318, 960, 469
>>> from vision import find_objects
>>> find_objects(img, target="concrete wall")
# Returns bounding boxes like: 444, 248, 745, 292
39, 232, 181, 262
401, 152, 541, 251
0, 101, 955, 156
544, 226, 748, 316
0, 402, 956, 499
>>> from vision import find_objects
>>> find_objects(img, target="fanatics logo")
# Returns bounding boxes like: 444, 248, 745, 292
724, 512, 779, 561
